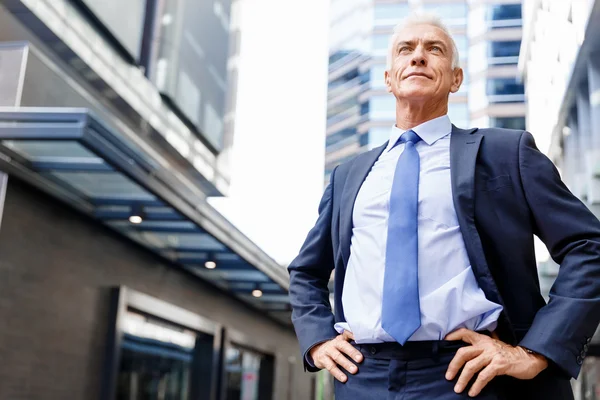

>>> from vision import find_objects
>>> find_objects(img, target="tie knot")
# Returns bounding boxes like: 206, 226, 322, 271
400, 130, 422, 145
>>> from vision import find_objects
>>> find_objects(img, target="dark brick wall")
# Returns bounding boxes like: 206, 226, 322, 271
0, 179, 311, 400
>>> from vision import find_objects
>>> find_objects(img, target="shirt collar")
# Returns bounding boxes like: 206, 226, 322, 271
386, 115, 452, 152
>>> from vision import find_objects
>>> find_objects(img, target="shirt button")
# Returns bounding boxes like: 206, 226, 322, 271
370, 346, 377, 355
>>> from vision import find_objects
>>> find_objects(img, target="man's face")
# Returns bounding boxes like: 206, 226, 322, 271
385, 24, 463, 102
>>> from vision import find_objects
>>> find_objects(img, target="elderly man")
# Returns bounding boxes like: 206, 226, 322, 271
288, 12, 600, 400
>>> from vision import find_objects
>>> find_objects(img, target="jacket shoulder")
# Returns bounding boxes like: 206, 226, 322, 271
473, 127, 525, 153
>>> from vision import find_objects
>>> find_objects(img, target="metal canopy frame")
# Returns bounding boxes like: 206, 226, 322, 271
0, 107, 291, 326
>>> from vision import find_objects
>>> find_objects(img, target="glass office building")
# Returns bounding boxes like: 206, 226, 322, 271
0, 1, 310, 399
519, 0, 600, 397
325, 0, 526, 184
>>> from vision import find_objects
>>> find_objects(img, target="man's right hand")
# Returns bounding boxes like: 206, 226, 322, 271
309, 331, 364, 382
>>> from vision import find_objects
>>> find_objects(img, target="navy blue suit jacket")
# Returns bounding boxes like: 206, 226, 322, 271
288, 126, 600, 396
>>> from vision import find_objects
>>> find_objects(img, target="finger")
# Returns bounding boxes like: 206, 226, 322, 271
342, 330, 355, 341
446, 346, 483, 380
322, 356, 348, 383
453, 355, 491, 394
445, 328, 478, 343
327, 348, 358, 374
468, 363, 500, 397
336, 340, 364, 363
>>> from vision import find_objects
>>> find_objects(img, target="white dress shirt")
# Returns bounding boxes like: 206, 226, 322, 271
334, 115, 503, 343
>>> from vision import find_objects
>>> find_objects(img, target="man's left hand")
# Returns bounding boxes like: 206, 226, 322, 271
444, 328, 549, 397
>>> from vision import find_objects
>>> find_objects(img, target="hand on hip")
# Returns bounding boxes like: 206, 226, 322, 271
309, 330, 364, 382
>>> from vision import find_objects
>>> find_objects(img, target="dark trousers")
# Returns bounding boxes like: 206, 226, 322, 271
334, 340, 504, 400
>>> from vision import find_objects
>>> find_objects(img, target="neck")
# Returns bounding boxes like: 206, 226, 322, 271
395, 97, 448, 130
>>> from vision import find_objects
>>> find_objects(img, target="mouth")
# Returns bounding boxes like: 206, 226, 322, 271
404, 72, 432, 80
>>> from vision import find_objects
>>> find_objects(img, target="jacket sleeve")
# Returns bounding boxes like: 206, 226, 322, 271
517, 131, 600, 378
288, 167, 339, 372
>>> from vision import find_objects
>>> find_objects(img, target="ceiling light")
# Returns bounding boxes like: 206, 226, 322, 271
129, 203, 145, 224
205, 261, 217, 269
129, 215, 143, 224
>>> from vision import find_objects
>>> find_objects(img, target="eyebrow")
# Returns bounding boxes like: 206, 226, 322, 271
396, 40, 448, 50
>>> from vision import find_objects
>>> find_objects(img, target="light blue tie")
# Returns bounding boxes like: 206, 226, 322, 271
382, 129, 422, 345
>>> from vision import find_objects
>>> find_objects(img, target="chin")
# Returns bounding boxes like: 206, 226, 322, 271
397, 88, 434, 100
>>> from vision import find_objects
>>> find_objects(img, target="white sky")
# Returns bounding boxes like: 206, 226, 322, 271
209, 0, 331, 265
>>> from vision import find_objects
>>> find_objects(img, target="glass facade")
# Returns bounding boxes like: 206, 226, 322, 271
71, 0, 233, 152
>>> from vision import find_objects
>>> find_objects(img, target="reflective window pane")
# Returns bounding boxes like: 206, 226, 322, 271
490, 40, 521, 58
117, 310, 215, 400
488, 4, 522, 21
225, 344, 274, 400
487, 78, 525, 96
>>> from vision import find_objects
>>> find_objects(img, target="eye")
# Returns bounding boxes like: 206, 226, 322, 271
398, 46, 411, 54
431, 46, 442, 52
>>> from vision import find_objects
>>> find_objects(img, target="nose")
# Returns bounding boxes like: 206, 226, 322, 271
410, 47, 427, 67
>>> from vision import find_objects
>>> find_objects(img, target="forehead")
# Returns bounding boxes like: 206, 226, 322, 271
393, 23, 452, 45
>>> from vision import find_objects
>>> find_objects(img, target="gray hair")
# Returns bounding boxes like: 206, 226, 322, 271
386, 12, 460, 70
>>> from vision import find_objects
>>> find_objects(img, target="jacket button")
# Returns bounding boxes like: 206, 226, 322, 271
577, 356, 583, 365
584, 344, 589, 352
370, 346, 377, 355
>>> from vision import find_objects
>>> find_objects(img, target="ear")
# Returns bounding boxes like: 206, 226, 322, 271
450, 67, 463, 93
384, 69, 393, 93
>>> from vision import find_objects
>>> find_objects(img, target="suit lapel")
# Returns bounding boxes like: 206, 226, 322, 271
450, 125, 508, 311
340, 144, 387, 268
450, 125, 481, 230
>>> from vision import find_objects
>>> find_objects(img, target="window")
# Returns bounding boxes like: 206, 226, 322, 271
488, 4, 522, 21
374, 3, 411, 21
224, 344, 274, 400
487, 78, 525, 96
490, 41, 521, 58
105, 287, 220, 400
75, 0, 147, 61
490, 117, 526, 130
423, 3, 468, 25
117, 310, 215, 400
